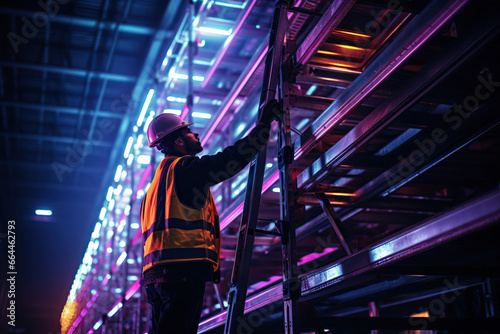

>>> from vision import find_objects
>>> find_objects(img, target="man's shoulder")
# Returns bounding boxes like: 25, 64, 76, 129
176, 155, 201, 168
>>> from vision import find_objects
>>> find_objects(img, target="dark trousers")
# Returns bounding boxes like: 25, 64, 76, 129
145, 281, 206, 334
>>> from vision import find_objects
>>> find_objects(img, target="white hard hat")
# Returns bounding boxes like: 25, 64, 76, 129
147, 113, 193, 148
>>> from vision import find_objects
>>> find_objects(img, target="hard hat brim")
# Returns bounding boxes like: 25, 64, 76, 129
148, 122, 194, 147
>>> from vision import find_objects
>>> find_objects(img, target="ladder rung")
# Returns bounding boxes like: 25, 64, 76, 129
255, 228, 282, 237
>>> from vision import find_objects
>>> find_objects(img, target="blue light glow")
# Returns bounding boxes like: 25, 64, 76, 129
306, 84, 317, 96
116, 252, 127, 266
215, 1, 246, 9
167, 96, 187, 103
235, 124, 245, 136
93, 320, 103, 330
137, 89, 155, 127
199, 27, 233, 36
123, 136, 134, 158
106, 186, 114, 201
137, 155, 151, 165
99, 208, 107, 220
163, 109, 181, 116
192, 112, 212, 119
114, 165, 123, 182
107, 302, 123, 318
35, 209, 52, 216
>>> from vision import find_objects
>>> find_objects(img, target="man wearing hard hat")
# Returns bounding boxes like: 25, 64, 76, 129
140, 99, 280, 334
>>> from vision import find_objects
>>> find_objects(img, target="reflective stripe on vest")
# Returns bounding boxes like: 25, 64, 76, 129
141, 156, 220, 273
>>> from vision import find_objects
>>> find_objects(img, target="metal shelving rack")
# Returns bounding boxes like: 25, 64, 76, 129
64, 0, 500, 333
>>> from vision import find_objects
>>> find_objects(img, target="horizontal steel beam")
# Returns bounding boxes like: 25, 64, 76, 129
1, 160, 104, 174
311, 317, 500, 331
292, 0, 356, 69
0, 7, 155, 35
356, 112, 500, 202
0, 101, 123, 118
197, 190, 500, 331
4, 180, 98, 193
292, 0, 469, 162
0, 61, 137, 82
301, 190, 500, 297
198, 283, 283, 333
0, 131, 114, 146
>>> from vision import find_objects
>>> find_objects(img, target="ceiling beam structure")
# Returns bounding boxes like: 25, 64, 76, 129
0, 7, 156, 35
0, 61, 137, 82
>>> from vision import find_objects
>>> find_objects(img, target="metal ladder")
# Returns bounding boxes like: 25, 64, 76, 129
223, 1, 357, 332
223, 1, 292, 333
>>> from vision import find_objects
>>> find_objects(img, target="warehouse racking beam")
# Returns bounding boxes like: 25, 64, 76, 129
297, 14, 500, 192
291, 0, 469, 162
198, 190, 500, 331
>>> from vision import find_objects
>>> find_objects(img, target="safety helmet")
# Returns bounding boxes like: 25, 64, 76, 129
147, 113, 193, 148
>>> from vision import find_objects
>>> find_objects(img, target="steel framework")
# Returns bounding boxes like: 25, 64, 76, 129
64, 0, 500, 333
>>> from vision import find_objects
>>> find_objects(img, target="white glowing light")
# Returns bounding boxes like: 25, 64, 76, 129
99, 207, 107, 220
114, 165, 123, 182
166, 96, 187, 103
192, 112, 212, 119
35, 209, 52, 216
137, 155, 151, 165
163, 109, 181, 116
137, 89, 155, 127
107, 302, 123, 317
123, 136, 134, 158
106, 186, 114, 201
199, 27, 233, 36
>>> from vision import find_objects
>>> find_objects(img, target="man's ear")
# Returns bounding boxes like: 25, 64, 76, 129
174, 137, 184, 147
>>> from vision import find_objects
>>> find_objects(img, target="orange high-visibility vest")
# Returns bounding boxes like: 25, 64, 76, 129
140, 156, 220, 274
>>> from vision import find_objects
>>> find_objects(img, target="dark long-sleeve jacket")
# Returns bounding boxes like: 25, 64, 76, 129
143, 124, 270, 284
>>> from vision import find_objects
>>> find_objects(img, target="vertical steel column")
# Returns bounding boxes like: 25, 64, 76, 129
482, 278, 497, 318
223, 2, 288, 333
278, 46, 300, 333
368, 301, 380, 334
186, 0, 195, 124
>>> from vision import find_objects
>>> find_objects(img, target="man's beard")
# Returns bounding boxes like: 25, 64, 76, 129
187, 140, 203, 153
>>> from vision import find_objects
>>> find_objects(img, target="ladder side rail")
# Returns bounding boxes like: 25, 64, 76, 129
223, 1, 289, 333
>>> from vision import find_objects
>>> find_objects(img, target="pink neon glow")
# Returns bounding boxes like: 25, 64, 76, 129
125, 279, 141, 301
220, 171, 279, 230
68, 292, 99, 334
137, 164, 153, 192
180, 103, 189, 120
202, 0, 258, 88
201, 46, 268, 147
247, 275, 282, 294
68, 164, 153, 333
221, 202, 244, 230
298, 247, 338, 266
